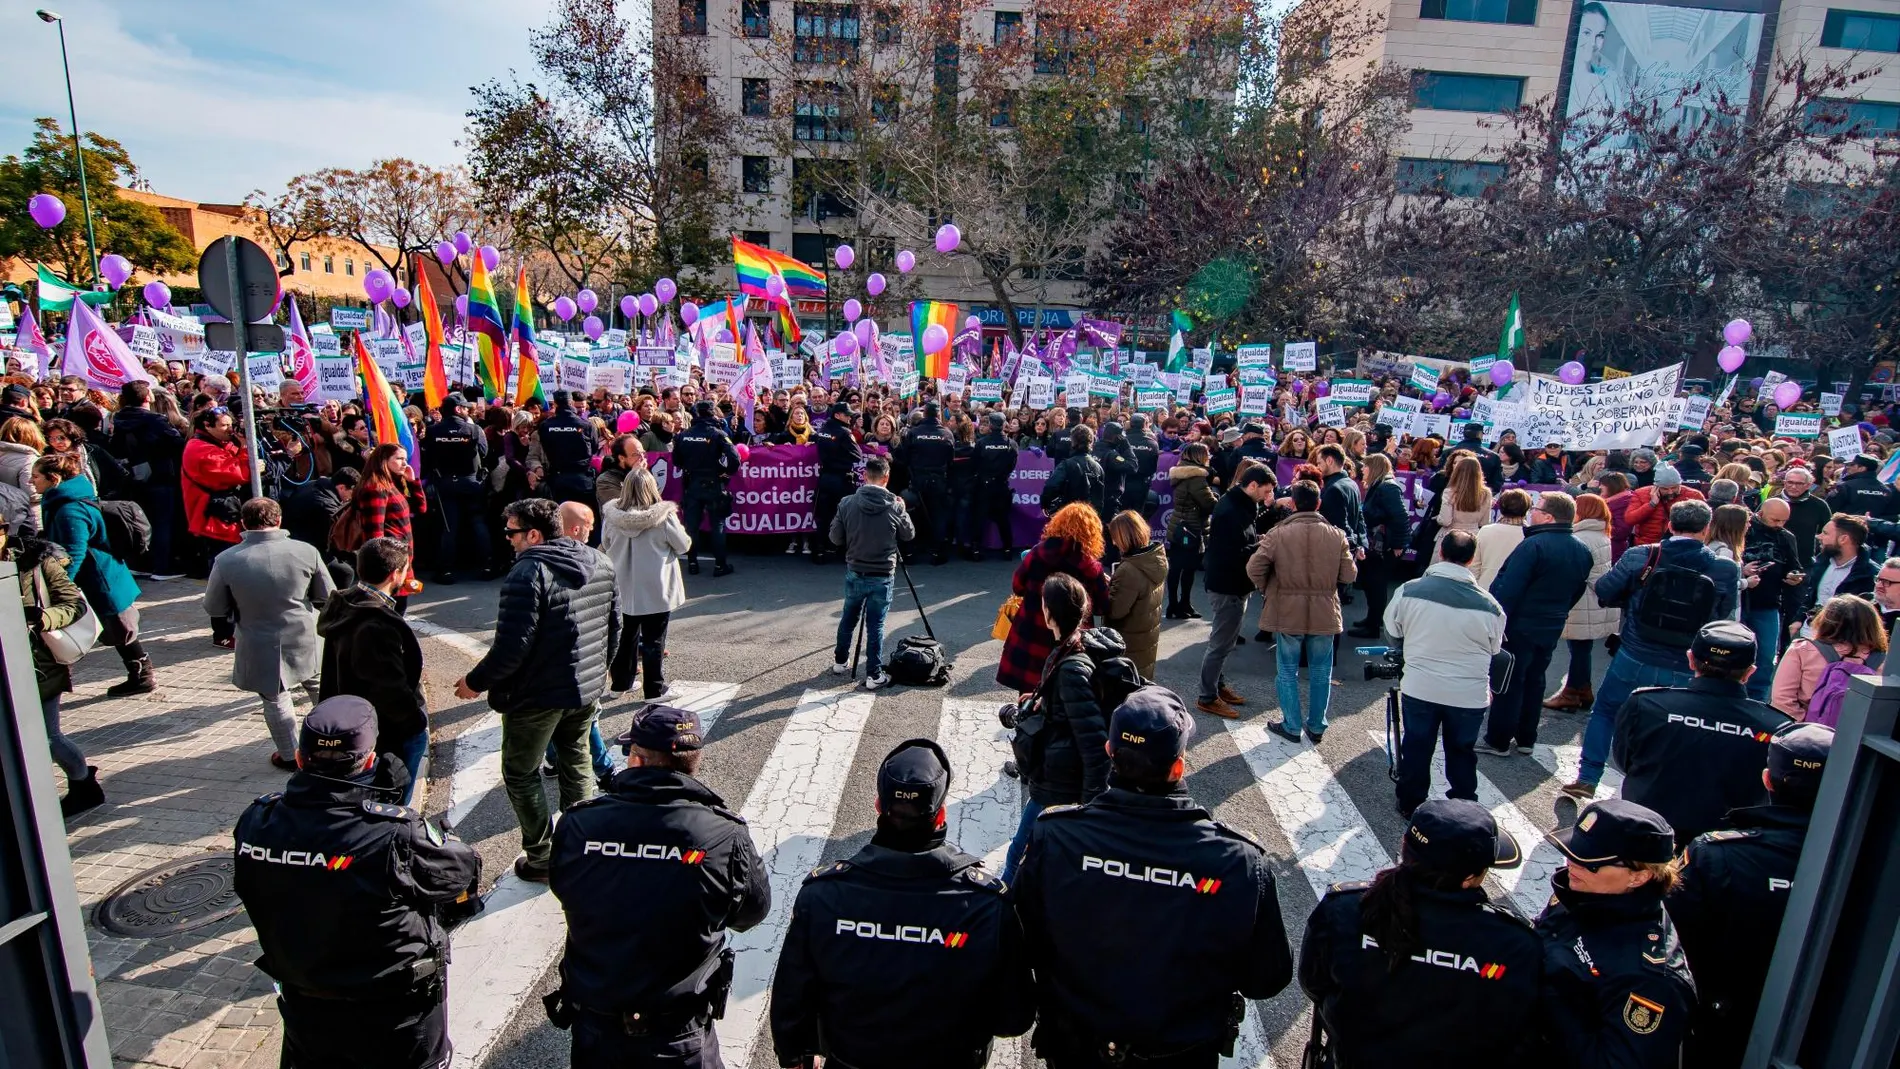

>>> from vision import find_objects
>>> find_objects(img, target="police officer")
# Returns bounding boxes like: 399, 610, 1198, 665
897, 401, 955, 564
1538, 799, 1698, 1069
1613, 621, 1790, 845
1016, 686, 1294, 1068
969, 412, 1019, 559
422, 394, 491, 584
546, 704, 770, 1068
540, 390, 601, 509
1124, 413, 1160, 513
1825, 453, 1900, 524
1670, 723, 1833, 1069
1094, 421, 1137, 522
674, 400, 743, 577
770, 739, 1034, 1068
1301, 799, 1543, 1068
1436, 423, 1504, 494
809, 401, 862, 565
234, 696, 481, 1069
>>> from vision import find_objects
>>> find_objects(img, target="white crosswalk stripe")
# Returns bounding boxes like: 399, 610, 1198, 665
935, 699, 1023, 873
1530, 742, 1625, 799
1226, 723, 1393, 895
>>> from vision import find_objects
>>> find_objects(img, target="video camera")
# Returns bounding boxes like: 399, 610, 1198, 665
1361, 646, 1403, 682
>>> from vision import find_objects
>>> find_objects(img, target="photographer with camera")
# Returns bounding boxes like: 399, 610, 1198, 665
1382, 530, 1505, 818
1739, 498, 1800, 700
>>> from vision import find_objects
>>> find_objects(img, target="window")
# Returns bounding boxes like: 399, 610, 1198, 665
866, 237, 895, 266
344, 258, 355, 276
1034, 18, 1073, 73
792, 233, 835, 269
794, 82, 853, 141
743, 230, 773, 247
299, 252, 312, 272
1395, 157, 1507, 196
742, 78, 771, 117
743, 155, 774, 193
743, 0, 771, 37
994, 10, 1023, 44
1822, 9, 1900, 50
1420, 0, 1536, 25
793, 158, 855, 218
685, 151, 709, 179
1121, 96, 1149, 133
275, 250, 290, 269
991, 90, 1018, 127
682, 75, 709, 104
934, 42, 960, 111
680, 0, 707, 34
1410, 71, 1524, 112
872, 83, 900, 122
794, 3, 859, 64
323, 255, 334, 273
1804, 97, 1900, 136
1181, 97, 1211, 134
873, 9, 901, 43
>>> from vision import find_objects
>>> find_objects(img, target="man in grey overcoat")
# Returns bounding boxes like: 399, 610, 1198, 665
204, 497, 335, 768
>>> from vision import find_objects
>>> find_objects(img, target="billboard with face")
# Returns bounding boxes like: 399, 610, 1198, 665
1562, 1, 1765, 157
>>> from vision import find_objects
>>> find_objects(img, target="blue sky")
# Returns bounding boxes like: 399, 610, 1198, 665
1, 0, 556, 203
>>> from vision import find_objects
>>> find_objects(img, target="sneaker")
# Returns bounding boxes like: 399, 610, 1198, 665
147, 572, 186, 582
687, 560, 701, 575
1218, 684, 1247, 705
713, 563, 735, 578
1515, 745, 1534, 755
1305, 730, 1325, 744
829, 660, 852, 676
1195, 697, 1241, 720
1560, 781, 1598, 800
786, 542, 800, 554
513, 856, 550, 883
1475, 741, 1514, 757
1184, 606, 1203, 619
1267, 722, 1305, 744
864, 671, 893, 690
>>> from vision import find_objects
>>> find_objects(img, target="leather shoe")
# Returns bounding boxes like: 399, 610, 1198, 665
1218, 684, 1247, 705
1267, 722, 1304, 744
1195, 697, 1241, 719
513, 856, 550, 883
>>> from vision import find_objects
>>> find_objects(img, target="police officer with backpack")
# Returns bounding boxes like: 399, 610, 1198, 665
539, 390, 600, 509
968, 412, 1019, 559
1566, 499, 1740, 800
1612, 622, 1790, 845
897, 401, 955, 564
674, 401, 743, 577
422, 394, 490, 583
770, 739, 1035, 1069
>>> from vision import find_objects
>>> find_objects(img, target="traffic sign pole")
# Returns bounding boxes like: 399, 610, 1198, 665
221, 237, 265, 500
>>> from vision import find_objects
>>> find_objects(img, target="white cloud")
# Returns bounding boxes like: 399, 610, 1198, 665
0, 0, 556, 202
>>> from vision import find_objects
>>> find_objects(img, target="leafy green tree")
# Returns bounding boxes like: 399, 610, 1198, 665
0, 118, 194, 285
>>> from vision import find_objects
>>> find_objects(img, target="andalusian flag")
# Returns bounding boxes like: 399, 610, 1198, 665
1164, 329, 1189, 372
512, 264, 544, 406
34, 263, 114, 313
1497, 291, 1526, 363
910, 300, 959, 380
466, 253, 509, 399
354, 332, 420, 478
412, 256, 450, 411
732, 235, 827, 298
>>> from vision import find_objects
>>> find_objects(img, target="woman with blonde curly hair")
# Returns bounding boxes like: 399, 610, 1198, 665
995, 502, 1109, 693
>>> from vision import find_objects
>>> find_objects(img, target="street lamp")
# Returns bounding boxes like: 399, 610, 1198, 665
37, 9, 102, 289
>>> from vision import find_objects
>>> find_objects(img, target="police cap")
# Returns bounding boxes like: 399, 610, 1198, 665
626, 704, 705, 753
1108, 686, 1195, 764
876, 738, 951, 817
440, 393, 464, 413
1691, 620, 1757, 672
1548, 799, 1676, 867
1850, 453, 1881, 472
300, 696, 377, 763
829, 401, 853, 418
1129, 413, 1147, 430
1403, 799, 1522, 875
1241, 422, 1266, 437
1768, 722, 1834, 797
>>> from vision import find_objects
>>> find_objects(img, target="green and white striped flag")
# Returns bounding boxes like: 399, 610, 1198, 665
35, 263, 115, 313
1164, 329, 1188, 372
1497, 291, 1525, 363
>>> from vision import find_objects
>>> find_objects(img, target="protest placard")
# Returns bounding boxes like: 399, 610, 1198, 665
1088, 372, 1121, 399
972, 378, 1005, 402
401, 360, 425, 392
827, 345, 856, 379
371, 339, 405, 377
1774, 413, 1822, 439
1528, 364, 1682, 449
1317, 400, 1346, 427
1191, 348, 1213, 372
1386, 395, 1424, 415
898, 370, 920, 398
1241, 386, 1271, 415
246, 352, 283, 393
561, 356, 590, 393
1416, 413, 1451, 440
587, 362, 631, 393
1330, 380, 1374, 406
1282, 341, 1317, 372
315, 355, 356, 401
947, 364, 970, 394
1601, 366, 1630, 380
1410, 363, 1441, 393
1135, 386, 1171, 410
1204, 387, 1239, 416
603, 328, 628, 348
404, 322, 429, 357
1238, 367, 1277, 386
1027, 380, 1054, 408
1063, 372, 1090, 401
1235, 343, 1272, 368
636, 345, 674, 367
1524, 409, 1571, 448
1678, 394, 1711, 430
125, 325, 160, 360
1821, 392, 1844, 416
329, 307, 370, 332
1128, 362, 1157, 386
1829, 426, 1865, 458
1469, 354, 1496, 376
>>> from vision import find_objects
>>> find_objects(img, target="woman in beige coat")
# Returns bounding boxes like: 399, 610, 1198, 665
1105, 511, 1167, 677
1434, 455, 1492, 560
1546, 493, 1619, 711
1247, 481, 1357, 743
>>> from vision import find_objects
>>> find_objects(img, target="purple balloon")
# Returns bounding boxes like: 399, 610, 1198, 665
638, 293, 658, 317
1716, 345, 1746, 373
27, 193, 65, 229
1432, 390, 1452, 409
576, 289, 598, 314
434, 240, 457, 265
655, 277, 677, 304
98, 253, 132, 289
453, 231, 473, 255
854, 320, 875, 346
583, 315, 605, 341
842, 299, 862, 323
1723, 318, 1753, 347
1490, 360, 1515, 387
620, 294, 639, 318
479, 245, 500, 271
895, 249, 916, 273
1311, 380, 1330, 398
1558, 360, 1587, 385
1750, 376, 1765, 389
935, 224, 961, 254
716, 328, 734, 344
834, 244, 855, 270
391, 288, 411, 309
363, 269, 394, 304
866, 273, 886, 296
834, 332, 859, 357
1774, 381, 1802, 408
455, 294, 470, 317
680, 301, 700, 327
142, 281, 171, 309
964, 314, 982, 332
553, 296, 577, 321
765, 274, 785, 297
922, 323, 949, 353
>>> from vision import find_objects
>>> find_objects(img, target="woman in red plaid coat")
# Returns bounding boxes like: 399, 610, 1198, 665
995, 502, 1109, 693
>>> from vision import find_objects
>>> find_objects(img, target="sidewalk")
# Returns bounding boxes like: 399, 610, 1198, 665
55, 582, 324, 1069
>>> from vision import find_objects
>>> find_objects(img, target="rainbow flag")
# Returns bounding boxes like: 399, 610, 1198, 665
512, 264, 544, 406
725, 297, 746, 364
466, 252, 510, 399
771, 294, 802, 347
412, 256, 450, 410
910, 300, 960, 380
732, 236, 826, 298
354, 332, 420, 478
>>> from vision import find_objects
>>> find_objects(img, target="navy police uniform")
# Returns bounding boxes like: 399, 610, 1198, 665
1017, 688, 1294, 1068
233, 697, 481, 1069
540, 394, 601, 506
1536, 800, 1698, 1069
1613, 623, 1789, 845
1670, 723, 1833, 1069
1093, 424, 1137, 521
422, 398, 491, 580
674, 404, 744, 573
771, 740, 1034, 1069
1123, 419, 1160, 513
547, 705, 770, 1068
810, 405, 863, 564
897, 405, 956, 562
1299, 801, 1544, 1068
971, 418, 1020, 556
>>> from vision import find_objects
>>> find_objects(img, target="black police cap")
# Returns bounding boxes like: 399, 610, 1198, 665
1548, 798, 1676, 866
300, 696, 378, 762
1692, 620, 1757, 671
1851, 453, 1881, 471
1403, 799, 1522, 875
1768, 722, 1834, 794
1241, 422, 1266, 436
693, 400, 717, 420
828, 401, 852, 417
1109, 686, 1195, 765
877, 738, 951, 816
626, 704, 704, 753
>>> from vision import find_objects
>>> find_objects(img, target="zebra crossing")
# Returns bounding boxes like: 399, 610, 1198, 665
442, 677, 1597, 1069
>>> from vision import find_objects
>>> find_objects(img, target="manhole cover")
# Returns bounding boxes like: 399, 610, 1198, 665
95, 855, 243, 938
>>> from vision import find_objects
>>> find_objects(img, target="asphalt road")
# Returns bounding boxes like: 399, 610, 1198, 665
401, 545, 1612, 1069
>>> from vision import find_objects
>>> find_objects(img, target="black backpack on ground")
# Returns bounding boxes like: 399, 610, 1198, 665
1629, 544, 1718, 648
882, 559, 953, 686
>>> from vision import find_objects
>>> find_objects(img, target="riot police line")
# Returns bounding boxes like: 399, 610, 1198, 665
232, 655, 1838, 1069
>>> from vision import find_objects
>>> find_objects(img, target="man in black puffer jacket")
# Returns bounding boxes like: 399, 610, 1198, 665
455, 497, 619, 883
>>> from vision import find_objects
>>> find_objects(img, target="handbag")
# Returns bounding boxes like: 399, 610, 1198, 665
992, 595, 1022, 641
33, 565, 102, 666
